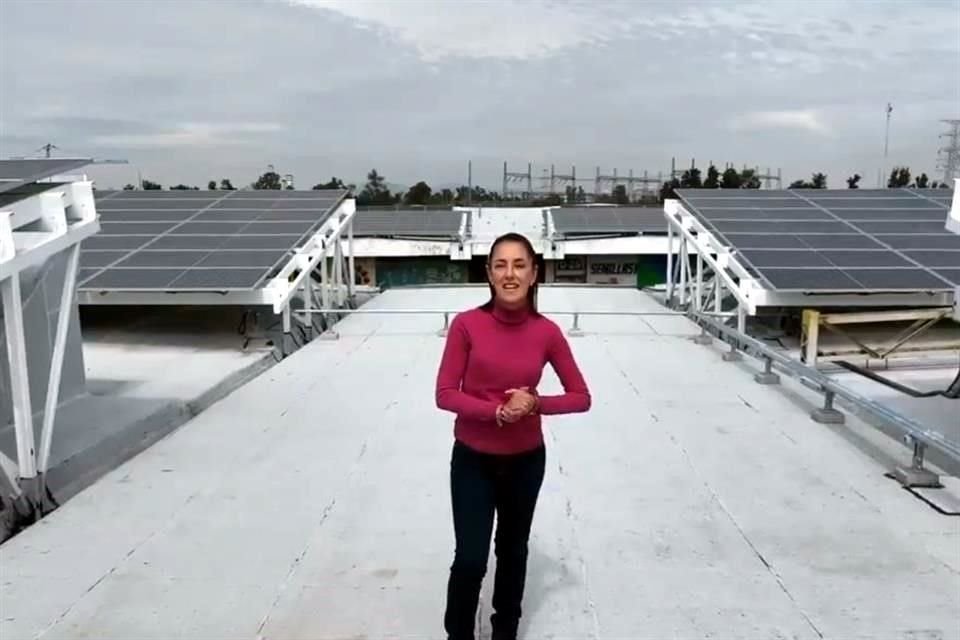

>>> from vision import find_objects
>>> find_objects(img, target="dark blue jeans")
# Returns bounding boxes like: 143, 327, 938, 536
444, 439, 546, 640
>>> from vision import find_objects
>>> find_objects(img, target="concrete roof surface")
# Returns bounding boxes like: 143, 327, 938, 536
1, 287, 958, 640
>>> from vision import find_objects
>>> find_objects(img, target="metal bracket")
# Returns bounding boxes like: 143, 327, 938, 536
810, 391, 845, 425
722, 342, 742, 362
692, 328, 712, 345
891, 439, 941, 488
754, 357, 780, 385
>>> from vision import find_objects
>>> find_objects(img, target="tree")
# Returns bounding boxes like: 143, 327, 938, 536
703, 165, 721, 188
789, 173, 827, 189
142, 180, 162, 190
208, 180, 217, 190
720, 168, 742, 189
220, 179, 235, 190
888, 167, 911, 188
313, 177, 345, 190
357, 169, 395, 206
740, 169, 762, 189
680, 167, 702, 189
170, 184, 198, 190
254, 171, 282, 189
659, 178, 681, 201
913, 173, 929, 188
404, 181, 432, 205
847, 174, 861, 189
123, 183, 136, 190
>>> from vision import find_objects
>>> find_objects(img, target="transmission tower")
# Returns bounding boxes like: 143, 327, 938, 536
502, 162, 533, 199
938, 119, 960, 185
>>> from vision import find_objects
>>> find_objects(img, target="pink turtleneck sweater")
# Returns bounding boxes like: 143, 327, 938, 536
435, 304, 591, 454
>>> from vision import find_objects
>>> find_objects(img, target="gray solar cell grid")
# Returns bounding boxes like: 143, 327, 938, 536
676, 187, 957, 293
97, 210, 199, 222
351, 209, 462, 237
936, 269, 960, 285
551, 207, 667, 234
79, 188, 348, 291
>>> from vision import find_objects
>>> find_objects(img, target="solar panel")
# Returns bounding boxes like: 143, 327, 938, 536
351, 209, 462, 237
551, 206, 667, 234
0, 158, 92, 194
79, 188, 348, 291
676, 188, 958, 293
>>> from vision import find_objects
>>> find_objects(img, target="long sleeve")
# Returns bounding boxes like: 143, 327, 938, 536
537, 327, 591, 415
435, 316, 501, 421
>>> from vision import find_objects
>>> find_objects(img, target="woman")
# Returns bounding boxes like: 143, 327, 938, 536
435, 232, 592, 640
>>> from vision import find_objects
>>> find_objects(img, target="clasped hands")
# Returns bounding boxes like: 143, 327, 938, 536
496, 387, 538, 426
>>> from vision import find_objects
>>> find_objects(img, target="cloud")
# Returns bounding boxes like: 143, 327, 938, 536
91, 122, 286, 148
729, 110, 829, 134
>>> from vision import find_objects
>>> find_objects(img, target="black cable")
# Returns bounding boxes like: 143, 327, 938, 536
836, 360, 960, 399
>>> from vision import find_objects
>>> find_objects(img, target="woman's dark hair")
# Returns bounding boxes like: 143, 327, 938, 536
480, 232, 540, 314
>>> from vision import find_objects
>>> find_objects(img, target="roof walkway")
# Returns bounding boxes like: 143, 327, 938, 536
1, 287, 958, 639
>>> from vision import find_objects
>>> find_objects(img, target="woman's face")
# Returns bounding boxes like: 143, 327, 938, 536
488, 240, 537, 308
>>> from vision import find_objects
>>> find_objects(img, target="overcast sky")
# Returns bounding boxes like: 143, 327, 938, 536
1, 0, 958, 191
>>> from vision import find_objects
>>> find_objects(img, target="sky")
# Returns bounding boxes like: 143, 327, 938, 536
1, 0, 958, 192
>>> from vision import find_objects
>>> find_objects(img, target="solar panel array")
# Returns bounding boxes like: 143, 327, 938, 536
351, 209, 463, 237
80, 189, 348, 291
0, 158, 92, 194
676, 188, 958, 292
551, 207, 666, 235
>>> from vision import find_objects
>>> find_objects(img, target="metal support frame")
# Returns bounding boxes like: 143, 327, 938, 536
691, 312, 959, 487
663, 199, 955, 314
0, 180, 99, 529
802, 307, 957, 367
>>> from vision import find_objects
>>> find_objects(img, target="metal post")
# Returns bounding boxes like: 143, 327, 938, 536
679, 238, 687, 306
666, 223, 674, 305
347, 219, 355, 303
892, 439, 940, 487
302, 281, 313, 340
568, 312, 584, 337
737, 306, 746, 333
438, 312, 450, 337
334, 239, 344, 306
811, 390, 844, 424
754, 356, 781, 385
802, 309, 820, 366
695, 253, 703, 312
693, 325, 712, 345
1, 274, 37, 484
320, 249, 330, 310
38, 245, 80, 477
714, 271, 722, 312
282, 303, 292, 356
722, 339, 742, 361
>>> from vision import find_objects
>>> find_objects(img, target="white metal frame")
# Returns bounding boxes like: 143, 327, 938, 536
663, 199, 956, 316
1, 180, 99, 510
